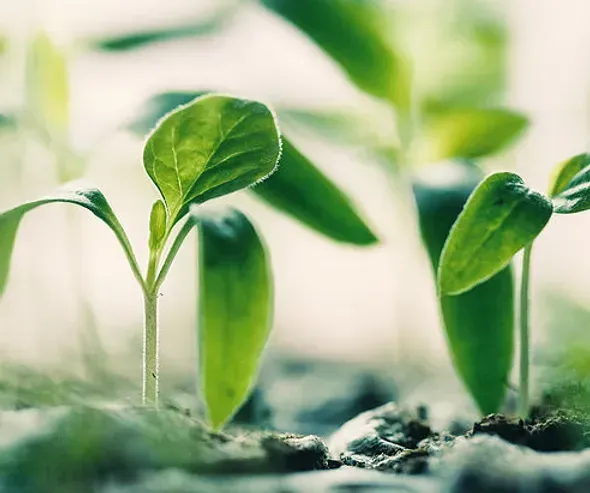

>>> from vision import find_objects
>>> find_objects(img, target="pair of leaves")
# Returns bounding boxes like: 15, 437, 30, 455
131, 91, 378, 245
435, 153, 590, 413
413, 162, 514, 414
440, 152, 590, 298
0, 94, 281, 430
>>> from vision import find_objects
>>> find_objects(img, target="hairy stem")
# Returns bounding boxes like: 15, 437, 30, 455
519, 244, 532, 418
142, 289, 159, 406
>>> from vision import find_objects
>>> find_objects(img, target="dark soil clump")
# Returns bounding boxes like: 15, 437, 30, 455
470, 409, 590, 452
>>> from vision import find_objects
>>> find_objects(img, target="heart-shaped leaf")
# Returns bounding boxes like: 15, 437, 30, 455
438, 172, 552, 295
0, 182, 140, 297
195, 208, 272, 430
413, 162, 514, 414
143, 94, 281, 224
550, 155, 590, 214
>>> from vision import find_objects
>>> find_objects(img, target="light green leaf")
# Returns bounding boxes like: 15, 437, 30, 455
143, 94, 281, 224
261, 0, 409, 110
148, 200, 167, 250
196, 208, 272, 430
552, 163, 590, 214
87, 2, 238, 52
413, 161, 514, 414
26, 32, 69, 137
414, 109, 528, 163
548, 153, 590, 197
0, 182, 140, 297
438, 172, 552, 295
254, 138, 377, 245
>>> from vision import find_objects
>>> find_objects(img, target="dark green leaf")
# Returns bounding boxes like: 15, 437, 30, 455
441, 270, 514, 414
548, 153, 590, 197
196, 208, 272, 430
261, 0, 409, 109
254, 138, 378, 245
0, 182, 138, 297
552, 163, 590, 214
128, 92, 210, 136
414, 108, 528, 163
143, 94, 281, 224
438, 172, 552, 295
413, 161, 514, 414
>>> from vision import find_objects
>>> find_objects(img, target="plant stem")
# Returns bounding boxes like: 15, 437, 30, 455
519, 244, 532, 418
154, 219, 195, 291
142, 289, 159, 406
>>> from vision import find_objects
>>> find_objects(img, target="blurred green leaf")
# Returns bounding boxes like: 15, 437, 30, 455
0, 114, 15, 130
414, 108, 528, 163
196, 208, 272, 430
0, 183, 138, 298
88, 6, 236, 52
254, 138, 378, 245
26, 32, 69, 137
278, 107, 380, 147
129, 92, 210, 135
548, 153, 590, 197
143, 94, 281, 225
552, 163, 590, 214
261, 0, 409, 110
438, 172, 552, 295
413, 161, 514, 414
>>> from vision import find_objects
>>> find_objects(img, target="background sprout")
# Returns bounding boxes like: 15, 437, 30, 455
438, 153, 590, 417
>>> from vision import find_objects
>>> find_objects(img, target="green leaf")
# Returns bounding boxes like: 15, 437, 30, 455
548, 153, 590, 197
26, 32, 69, 136
0, 113, 16, 130
196, 208, 272, 430
143, 94, 281, 224
261, 0, 409, 110
413, 161, 514, 414
254, 138, 378, 245
87, 4, 237, 52
441, 270, 514, 414
438, 172, 552, 295
148, 200, 167, 250
414, 108, 528, 163
128, 92, 210, 135
0, 182, 140, 298
552, 163, 590, 214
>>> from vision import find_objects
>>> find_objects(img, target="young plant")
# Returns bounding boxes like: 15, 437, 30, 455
437, 153, 590, 417
0, 93, 282, 429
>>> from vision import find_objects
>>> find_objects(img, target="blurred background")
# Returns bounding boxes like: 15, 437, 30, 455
1, 0, 590, 418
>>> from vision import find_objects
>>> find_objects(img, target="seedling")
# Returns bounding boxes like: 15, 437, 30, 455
0, 94, 282, 429
438, 153, 590, 417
